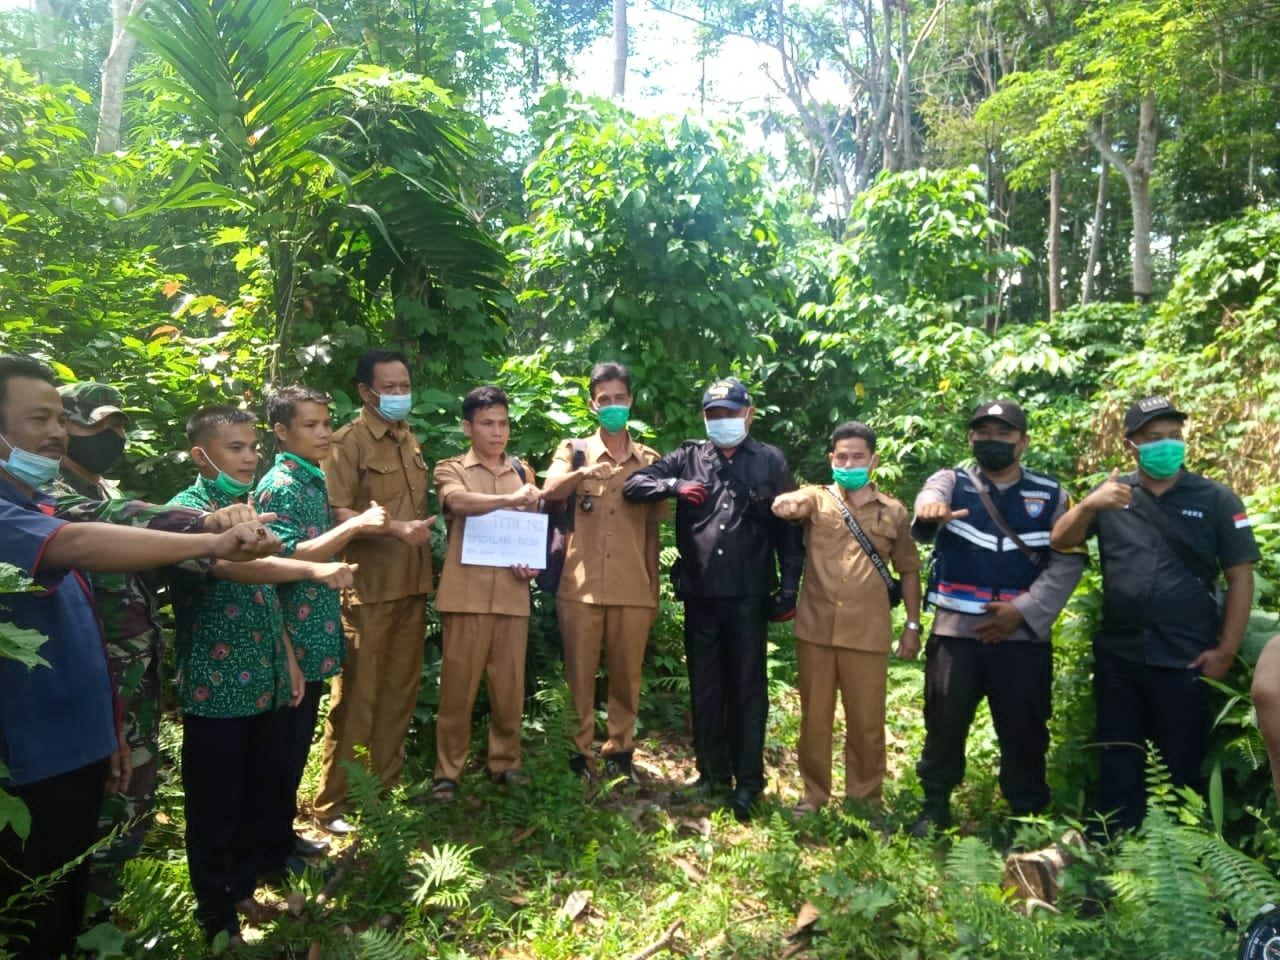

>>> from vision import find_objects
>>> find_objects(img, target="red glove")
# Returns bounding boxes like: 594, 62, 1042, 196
769, 590, 798, 622
673, 481, 708, 506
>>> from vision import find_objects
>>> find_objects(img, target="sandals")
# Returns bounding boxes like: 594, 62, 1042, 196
430, 777, 459, 802
491, 767, 531, 787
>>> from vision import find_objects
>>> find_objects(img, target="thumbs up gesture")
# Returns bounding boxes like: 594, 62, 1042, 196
1085, 467, 1133, 512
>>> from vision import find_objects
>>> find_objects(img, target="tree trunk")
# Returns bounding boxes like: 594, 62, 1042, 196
897, 0, 913, 169
1082, 138, 1109, 306
96, 0, 146, 154
612, 0, 627, 100
1092, 92, 1157, 303
1047, 168, 1061, 316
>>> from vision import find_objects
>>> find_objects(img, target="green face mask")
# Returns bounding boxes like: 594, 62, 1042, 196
832, 466, 870, 491
196, 446, 255, 497
1135, 437, 1186, 480
597, 405, 630, 434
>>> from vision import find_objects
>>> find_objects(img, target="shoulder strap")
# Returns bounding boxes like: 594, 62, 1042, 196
1127, 483, 1216, 586
825, 486, 896, 591
965, 469, 1043, 568
511, 457, 526, 484
570, 438, 588, 468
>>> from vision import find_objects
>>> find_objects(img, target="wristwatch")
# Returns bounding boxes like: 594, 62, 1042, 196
905, 621, 922, 632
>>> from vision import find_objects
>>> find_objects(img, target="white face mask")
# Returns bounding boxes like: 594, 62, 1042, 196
705, 417, 748, 448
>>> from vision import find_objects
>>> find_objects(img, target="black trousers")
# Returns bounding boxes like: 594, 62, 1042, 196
182, 709, 289, 940
916, 634, 1052, 815
0, 757, 109, 959
683, 596, 769, 793
1093, 646, 1210, 831
268, 679, 325, 862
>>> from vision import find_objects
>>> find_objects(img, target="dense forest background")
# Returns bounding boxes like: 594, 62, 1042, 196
4, 0, 1280, 957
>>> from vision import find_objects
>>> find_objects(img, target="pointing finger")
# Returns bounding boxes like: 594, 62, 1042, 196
949, 508, 970, 520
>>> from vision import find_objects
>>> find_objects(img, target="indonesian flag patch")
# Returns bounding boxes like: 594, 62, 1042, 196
1235, 512, 1252, 529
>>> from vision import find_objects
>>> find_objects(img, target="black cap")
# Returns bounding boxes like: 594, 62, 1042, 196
968, 400, 1027, 432
702, 377, 751, 411
1123, 396, 1187, 436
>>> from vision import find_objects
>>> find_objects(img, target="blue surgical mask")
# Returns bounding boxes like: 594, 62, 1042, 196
705, 416, 748, 448
373, 390, 413, 422
195, 446, 254, 497
0, 433, 62, 488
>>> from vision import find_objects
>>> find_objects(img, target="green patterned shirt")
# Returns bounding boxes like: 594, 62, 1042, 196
168, 475, 290, 718
254, 454, 345, 682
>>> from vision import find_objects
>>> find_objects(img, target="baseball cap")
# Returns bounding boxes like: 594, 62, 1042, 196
702, 378, 751, 412
1123, 396, 1186, 436
967, 400, 1027, 432
59, 382, 128, 427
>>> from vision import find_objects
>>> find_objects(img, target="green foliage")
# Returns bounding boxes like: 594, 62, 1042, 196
508, 90, 795, 449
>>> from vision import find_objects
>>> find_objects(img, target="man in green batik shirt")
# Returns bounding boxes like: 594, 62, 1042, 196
51, 382, 262, 905
255, 385, 388, 861
167, 404, 356, 943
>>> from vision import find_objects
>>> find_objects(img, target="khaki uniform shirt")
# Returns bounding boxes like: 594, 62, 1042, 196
547, 431, 665, 608
324, 407, 433, 605
792, 484, 920, 653
434, 449, 533, 617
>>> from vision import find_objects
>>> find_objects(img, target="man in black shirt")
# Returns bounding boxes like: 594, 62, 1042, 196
623, 378, 804, 820
1052, 396, 1259, 832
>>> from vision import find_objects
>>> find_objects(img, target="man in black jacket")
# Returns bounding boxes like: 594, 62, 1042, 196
1052, 396, 1258, 832
623, 378, 804, 820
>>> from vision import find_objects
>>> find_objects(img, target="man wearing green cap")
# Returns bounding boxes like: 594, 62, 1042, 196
541, 362, 664, 785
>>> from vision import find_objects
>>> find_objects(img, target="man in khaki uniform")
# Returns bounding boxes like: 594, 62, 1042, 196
772, 421, 922, 812
542, 363, 664, 784
431, 385, 542, 799
313, 349, 436, 834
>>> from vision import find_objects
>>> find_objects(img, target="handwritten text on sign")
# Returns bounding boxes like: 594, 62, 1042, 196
459, 509, 548, 569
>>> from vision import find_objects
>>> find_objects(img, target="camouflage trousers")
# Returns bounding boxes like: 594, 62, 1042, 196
88, 627, 163, 904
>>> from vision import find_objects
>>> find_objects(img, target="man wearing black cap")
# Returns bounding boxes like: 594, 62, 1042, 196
910, 400, 1085, 835
1052, 397, 1258, 832
623, 377, 804, 820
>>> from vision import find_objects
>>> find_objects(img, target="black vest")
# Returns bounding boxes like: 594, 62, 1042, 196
927, 467, 1060, 614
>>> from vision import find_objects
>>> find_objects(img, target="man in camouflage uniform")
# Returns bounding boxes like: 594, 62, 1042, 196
52, 382, 250, 904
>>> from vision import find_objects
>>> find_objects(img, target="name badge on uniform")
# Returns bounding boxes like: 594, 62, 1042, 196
1022, 491, 1049, 518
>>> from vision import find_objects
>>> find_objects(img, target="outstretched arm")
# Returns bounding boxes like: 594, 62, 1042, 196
40, 518, 281, 573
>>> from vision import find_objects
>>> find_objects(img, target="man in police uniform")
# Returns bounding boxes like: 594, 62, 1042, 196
623, 377, 804, 820
1052, 396, 1258, 832
910, 400, 1084, 834
542, 362, 663, 784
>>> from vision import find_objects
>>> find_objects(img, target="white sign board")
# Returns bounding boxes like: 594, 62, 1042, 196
460, 509, 548, 569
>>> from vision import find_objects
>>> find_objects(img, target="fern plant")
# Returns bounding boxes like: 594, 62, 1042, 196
1106, 765, 1280, 960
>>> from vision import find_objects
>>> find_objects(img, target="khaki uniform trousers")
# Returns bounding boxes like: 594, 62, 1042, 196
314, 595, 426, 818
558, 598, 654, 758
796, 640, 888, 808
434, 613, 528, 781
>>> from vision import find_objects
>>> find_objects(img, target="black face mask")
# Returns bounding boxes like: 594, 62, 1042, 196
972, 439, 1017, 472
68, 431, 126, 475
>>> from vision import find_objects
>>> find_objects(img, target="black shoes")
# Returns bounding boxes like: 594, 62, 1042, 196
670, 777, 734, 806
603, 751, 637, 788
729, 786, 761, 823
910, 802, 952, 838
